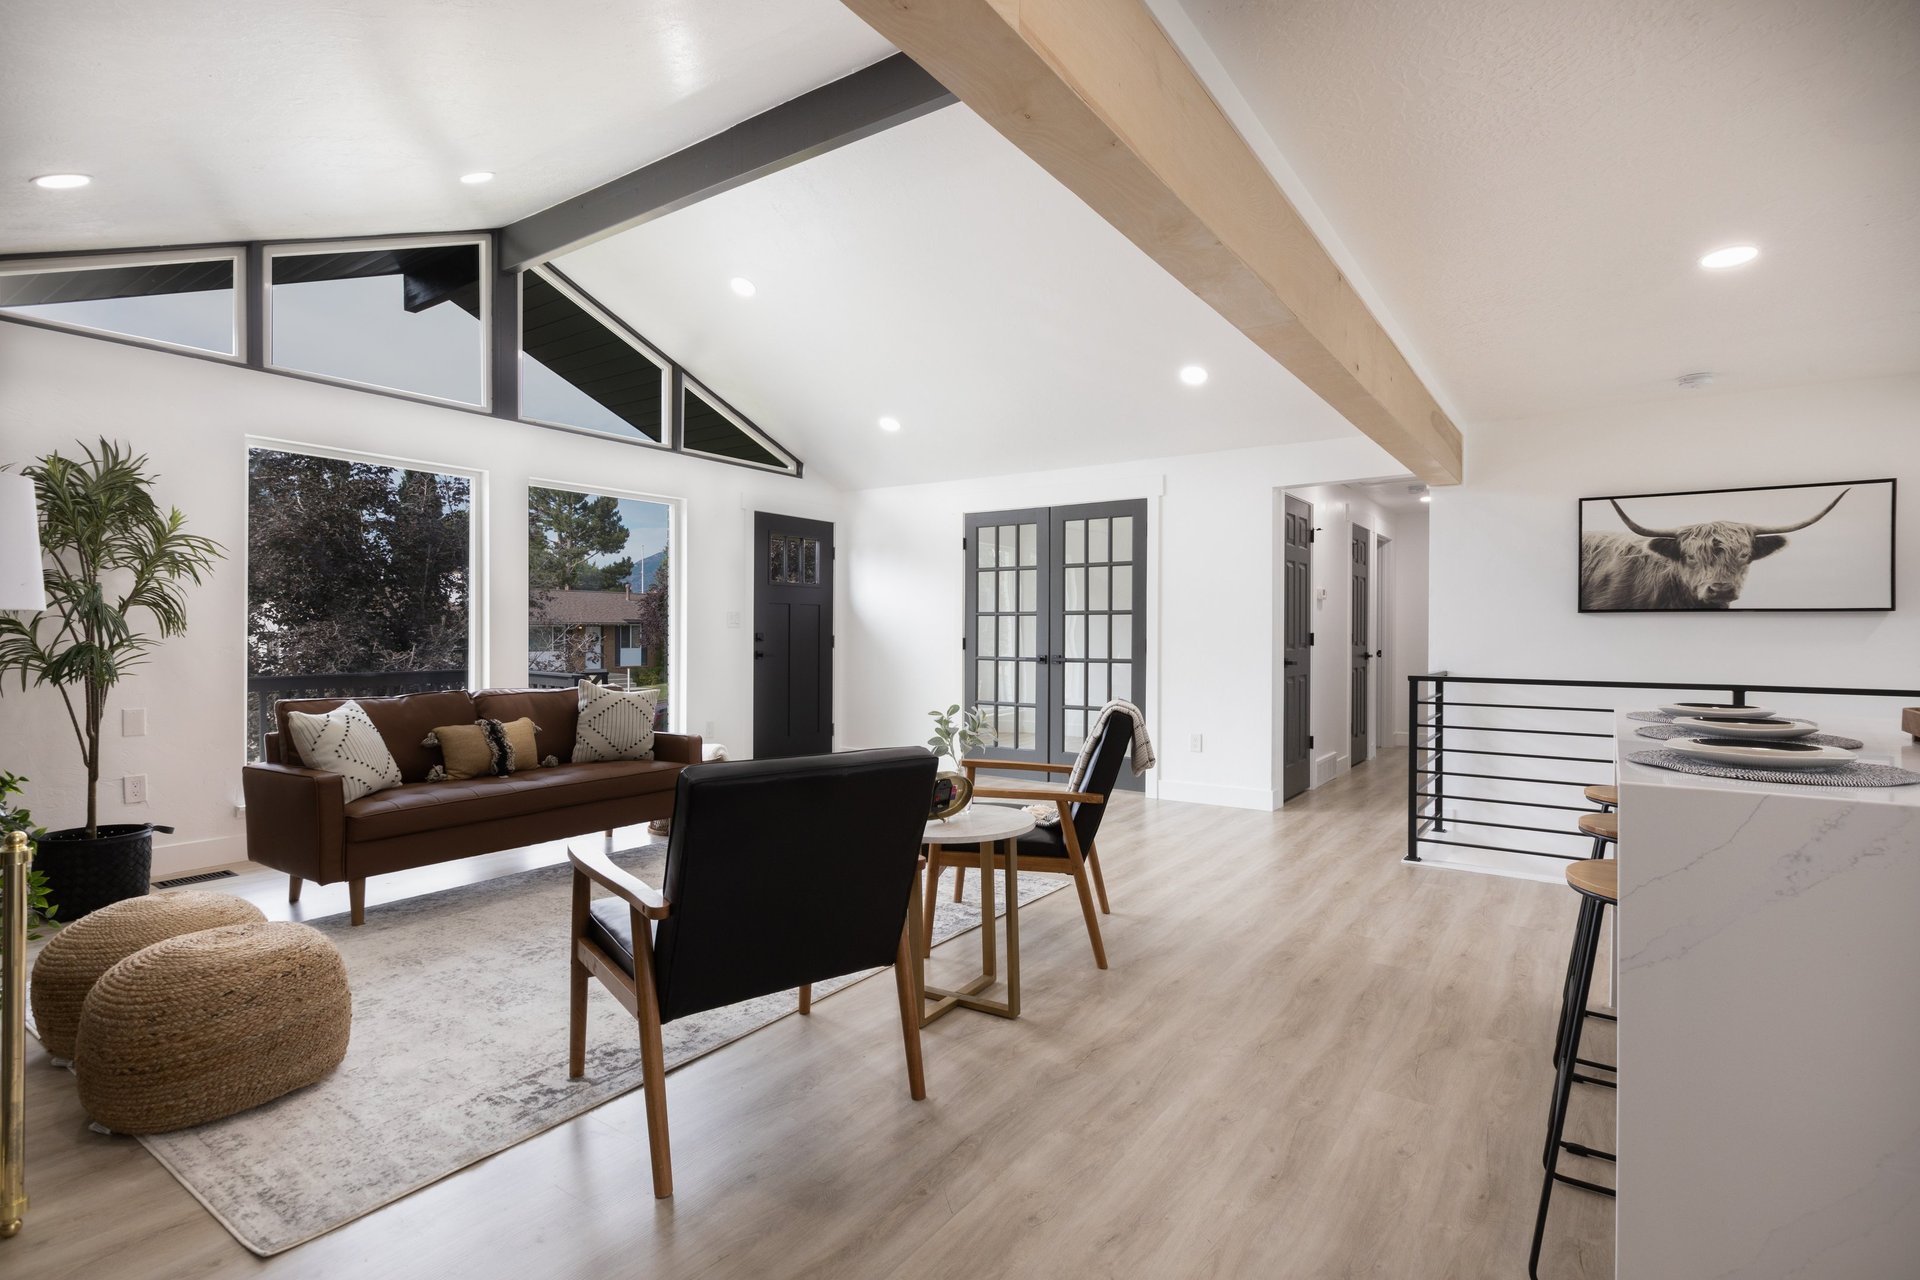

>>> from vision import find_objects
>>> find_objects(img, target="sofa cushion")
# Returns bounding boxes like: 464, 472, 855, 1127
285, 701, 405, 802
425, 717, 541, 780
343, 760, 682, 842
277, 690, 476, 783
573, 681, 657, 763
473, 688, 579, 764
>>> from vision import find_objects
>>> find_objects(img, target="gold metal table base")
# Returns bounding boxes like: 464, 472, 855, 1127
917, 835, 1019, 1023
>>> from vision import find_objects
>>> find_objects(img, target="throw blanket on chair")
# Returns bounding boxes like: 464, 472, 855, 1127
1029, 700, 1156, 826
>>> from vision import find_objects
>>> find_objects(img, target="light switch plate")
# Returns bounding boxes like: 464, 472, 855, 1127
122, 774, 148, 804
122, 707, 147, 736
1189, 734, 1205, 753
726, 611, 742, 629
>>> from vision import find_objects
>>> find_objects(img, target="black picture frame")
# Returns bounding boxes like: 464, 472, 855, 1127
1577, 477, 1897, 614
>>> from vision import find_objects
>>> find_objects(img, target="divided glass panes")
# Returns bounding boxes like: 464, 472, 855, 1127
1060, 512, 1136, 754
970, 517, 1043, 752
766, 534, 821, 586
519, 269, 668, 444
246, 448, 472, 760
682, 381, 794, 472
0, 253, 239, 356
528, 486, 672, 726
268, 240, 485, 405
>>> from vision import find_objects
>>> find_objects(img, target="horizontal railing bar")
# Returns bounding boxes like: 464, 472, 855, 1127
1415, 791, 1603, 814
1412, 675, 1920, 698
1425, 724, 1614, 738
1430, 748, 1616, 764
1414, 837, 1582, 861
1432, 816, 1598, 839
1417, 770, 1609, 787
1417, 699, 1614, 713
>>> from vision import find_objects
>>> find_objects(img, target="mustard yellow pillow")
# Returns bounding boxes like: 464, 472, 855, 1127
422, 717, 542, 781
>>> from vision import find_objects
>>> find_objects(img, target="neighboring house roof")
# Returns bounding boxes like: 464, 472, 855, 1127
531, 588, 646, 626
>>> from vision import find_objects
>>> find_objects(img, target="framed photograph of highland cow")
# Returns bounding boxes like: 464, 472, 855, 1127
1578, 478, 1896, 612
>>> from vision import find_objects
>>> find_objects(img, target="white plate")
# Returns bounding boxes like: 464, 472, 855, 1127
1670, 737, 1855, 770
1658, 702, 1776, 720
1670, 716, 1818, 740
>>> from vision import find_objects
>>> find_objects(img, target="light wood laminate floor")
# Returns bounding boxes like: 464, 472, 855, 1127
10, 750, 1614, 1278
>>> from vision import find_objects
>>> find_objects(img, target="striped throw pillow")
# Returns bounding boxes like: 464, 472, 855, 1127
572, 681, 657, 763
285, 700, 404, 802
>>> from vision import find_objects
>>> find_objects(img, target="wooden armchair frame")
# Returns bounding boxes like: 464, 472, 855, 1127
567, 845, 926, 1199
935, 757, 1112, 969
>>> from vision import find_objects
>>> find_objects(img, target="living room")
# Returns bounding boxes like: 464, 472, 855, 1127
2, 2, 1917, 1278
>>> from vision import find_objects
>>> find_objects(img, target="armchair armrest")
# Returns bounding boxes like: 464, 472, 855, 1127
568, 846, 672, 920
241, 762, 347, 883
961, 757, 1073, 776
970, 782, 1104, 805
653, 732, 703, 766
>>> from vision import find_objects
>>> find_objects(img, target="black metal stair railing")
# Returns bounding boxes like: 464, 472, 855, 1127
1406, 673, 1920, 866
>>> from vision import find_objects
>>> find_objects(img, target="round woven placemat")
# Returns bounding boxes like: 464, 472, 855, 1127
1633, 723, 1865, 750
1628, 710, 1675, 722
1627, 748, 1920, 788
75, 921, 351, 1134
30, 890, 266, 1060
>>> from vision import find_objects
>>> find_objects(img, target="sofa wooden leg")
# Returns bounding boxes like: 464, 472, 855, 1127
798, 984, 812, 1015
349, 878, 366, 926
288, 875, 303, 904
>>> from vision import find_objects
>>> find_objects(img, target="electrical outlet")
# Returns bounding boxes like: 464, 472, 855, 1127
726, 611, 742, 629
122, 707, 147, 736
1189, 733, 1204, 753
122, 774, 148, 804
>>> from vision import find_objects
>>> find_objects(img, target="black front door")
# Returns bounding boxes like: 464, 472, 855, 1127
1350, 523, 1371, 766
1282, 496, 1313, 800
753, 512, 833, 757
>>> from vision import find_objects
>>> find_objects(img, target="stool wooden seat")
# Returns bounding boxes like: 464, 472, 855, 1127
1576, 811, 1617, 843
1566, 859, 1617, 903
1584, 783, 1618, 809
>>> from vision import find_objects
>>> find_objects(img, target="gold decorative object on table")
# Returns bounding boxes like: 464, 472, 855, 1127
2, 829, 29, 1239
928, 771, 973, 820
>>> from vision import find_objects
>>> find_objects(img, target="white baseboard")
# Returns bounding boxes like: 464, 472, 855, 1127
152, 833, 249, 879
1391, 730, 1409, 748
1154, 779, 1279, 811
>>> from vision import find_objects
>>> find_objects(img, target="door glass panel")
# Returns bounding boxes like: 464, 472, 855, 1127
801, 539, 819, 585
1066, 662, 1085, 705
998, 616, 1017, 655
1112, 663, 1132, 703
977, 616, 996, 657
1018, 524, 1037, 567
1019, 662, 1035, 703
998, 526, 1018, 567
1018, 615, 1036, 656
1113, 565, 1133, 611
1112, 615, 1133, 660
1064, 520, 1085, 564
998, 570, 1017, 611
1090, 617, 1109, 659
1018, 705, 1036, 750
1088, 663, 1108, 706
770, 536, 788, 583
978, 660, 995, 695
1019, 569, 1037, 613
978, 526, 996, 568
977, 572, 994, 613
1065, 567, 1086, 610
1089, 567, 1109, 612
1064, 709, 1087, 753
998, 705, 1019, 744
998, 661, 1017, 701
1065, 615, 1086, 658
1112, 516, 1133, 561
1089, 518, 1110, 564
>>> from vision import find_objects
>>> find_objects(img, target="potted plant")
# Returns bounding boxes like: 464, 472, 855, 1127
926, 704, 994, 770
0, 440, 222, 918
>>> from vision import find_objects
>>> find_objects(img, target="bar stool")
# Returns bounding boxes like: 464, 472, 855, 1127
1531, 859, 1618, 1279
1558, 811, 1619, 1060
1577, 810, 1616, 860
1583, 783, 1617, 812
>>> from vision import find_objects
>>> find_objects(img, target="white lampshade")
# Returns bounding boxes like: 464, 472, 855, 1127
0, 473, 47, 612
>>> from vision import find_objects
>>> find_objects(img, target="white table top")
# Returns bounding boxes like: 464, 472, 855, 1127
923, 804, 1037, 846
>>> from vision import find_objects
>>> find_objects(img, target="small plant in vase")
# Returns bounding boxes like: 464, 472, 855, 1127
926, 704, 994, 771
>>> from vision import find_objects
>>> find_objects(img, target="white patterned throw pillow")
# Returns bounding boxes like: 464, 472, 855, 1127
572, 680, 657, 763
285, 700, 405, 802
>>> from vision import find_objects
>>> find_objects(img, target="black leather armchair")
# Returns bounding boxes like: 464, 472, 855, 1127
566, 746, 938, 1198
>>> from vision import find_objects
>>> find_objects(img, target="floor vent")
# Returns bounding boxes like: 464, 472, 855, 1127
152, 870, 239, 889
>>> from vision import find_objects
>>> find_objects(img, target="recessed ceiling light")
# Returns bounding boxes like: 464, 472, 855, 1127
1178, 364, 1208, 386
1419, 494, 1433, 503
878, 416, 902, 433
729, 277, 756, 298
459, 171, 495, 185
1699, 244, 1759, 270
30, 173, 91, 190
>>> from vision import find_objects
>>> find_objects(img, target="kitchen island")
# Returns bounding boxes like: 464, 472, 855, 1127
1615, 712, 1920, 1278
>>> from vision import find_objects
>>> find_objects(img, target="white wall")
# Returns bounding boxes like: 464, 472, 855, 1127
1425, 373, 1920, 877
1385, 511, 1430, 747
0, 322, 847, 876
840, 434, 1402, 811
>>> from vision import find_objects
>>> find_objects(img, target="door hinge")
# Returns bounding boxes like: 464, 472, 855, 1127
1309, 528, 1316, 543
1309, 631, 1315, 646
961, 636, 967, 650
831, 635, 836, 648
962, 537, 968, 551
1308, 734, 1315, 749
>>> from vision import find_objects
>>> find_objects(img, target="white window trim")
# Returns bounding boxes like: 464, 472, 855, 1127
520, 264, 674, 452
681, 377, 800, 475
0, 246, 246, 362
262, 233, 493, 411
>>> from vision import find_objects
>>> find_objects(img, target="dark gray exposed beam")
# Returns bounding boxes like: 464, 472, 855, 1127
500, 53, 955, 270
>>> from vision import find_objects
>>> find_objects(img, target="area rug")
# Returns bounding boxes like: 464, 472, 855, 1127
35, 843, 1068, 1256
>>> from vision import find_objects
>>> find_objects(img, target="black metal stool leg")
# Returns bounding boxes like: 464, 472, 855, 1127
1531, 894, 1616, 1277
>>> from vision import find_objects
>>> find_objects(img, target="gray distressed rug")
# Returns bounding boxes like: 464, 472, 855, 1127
35, 844, 1067, 1256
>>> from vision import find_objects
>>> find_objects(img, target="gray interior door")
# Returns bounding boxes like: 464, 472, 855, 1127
1052, 501, 1147, 791
1282, 495, 1313, 800
964, 509, 1050, 769
753, 512, 833, 758
1350, 522, 1371, 766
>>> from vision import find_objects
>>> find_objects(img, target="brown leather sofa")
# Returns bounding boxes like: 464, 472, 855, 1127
243, 687, 700, 924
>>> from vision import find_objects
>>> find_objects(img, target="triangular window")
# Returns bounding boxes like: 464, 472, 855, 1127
0, 250, 241, 357
519, 267, 669, 446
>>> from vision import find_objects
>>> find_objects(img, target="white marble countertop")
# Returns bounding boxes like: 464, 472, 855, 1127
1615, 711, 1920, 803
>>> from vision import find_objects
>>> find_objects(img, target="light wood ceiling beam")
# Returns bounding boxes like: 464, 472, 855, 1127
840, 0, 1464, 484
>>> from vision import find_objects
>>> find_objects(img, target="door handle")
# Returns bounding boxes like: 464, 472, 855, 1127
754, 651, 765, 659
1284, 659, 1299, 667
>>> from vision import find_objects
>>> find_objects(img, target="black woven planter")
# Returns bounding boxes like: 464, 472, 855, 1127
35, 824, 161, 920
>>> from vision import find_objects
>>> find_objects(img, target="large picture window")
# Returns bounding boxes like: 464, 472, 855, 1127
0, 250, 241, 357
527, 485, 673, 727
246, 446, 474, 759
267, 238, 487, 406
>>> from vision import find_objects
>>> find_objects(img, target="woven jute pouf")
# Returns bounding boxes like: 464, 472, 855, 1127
29, 890, 266, 1060
75, 921, 351, 1134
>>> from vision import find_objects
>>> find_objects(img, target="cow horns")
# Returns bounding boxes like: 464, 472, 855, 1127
1610, 488, 1851, 540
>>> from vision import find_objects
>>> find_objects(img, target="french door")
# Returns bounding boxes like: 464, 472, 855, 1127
964, 501, 1147, 789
